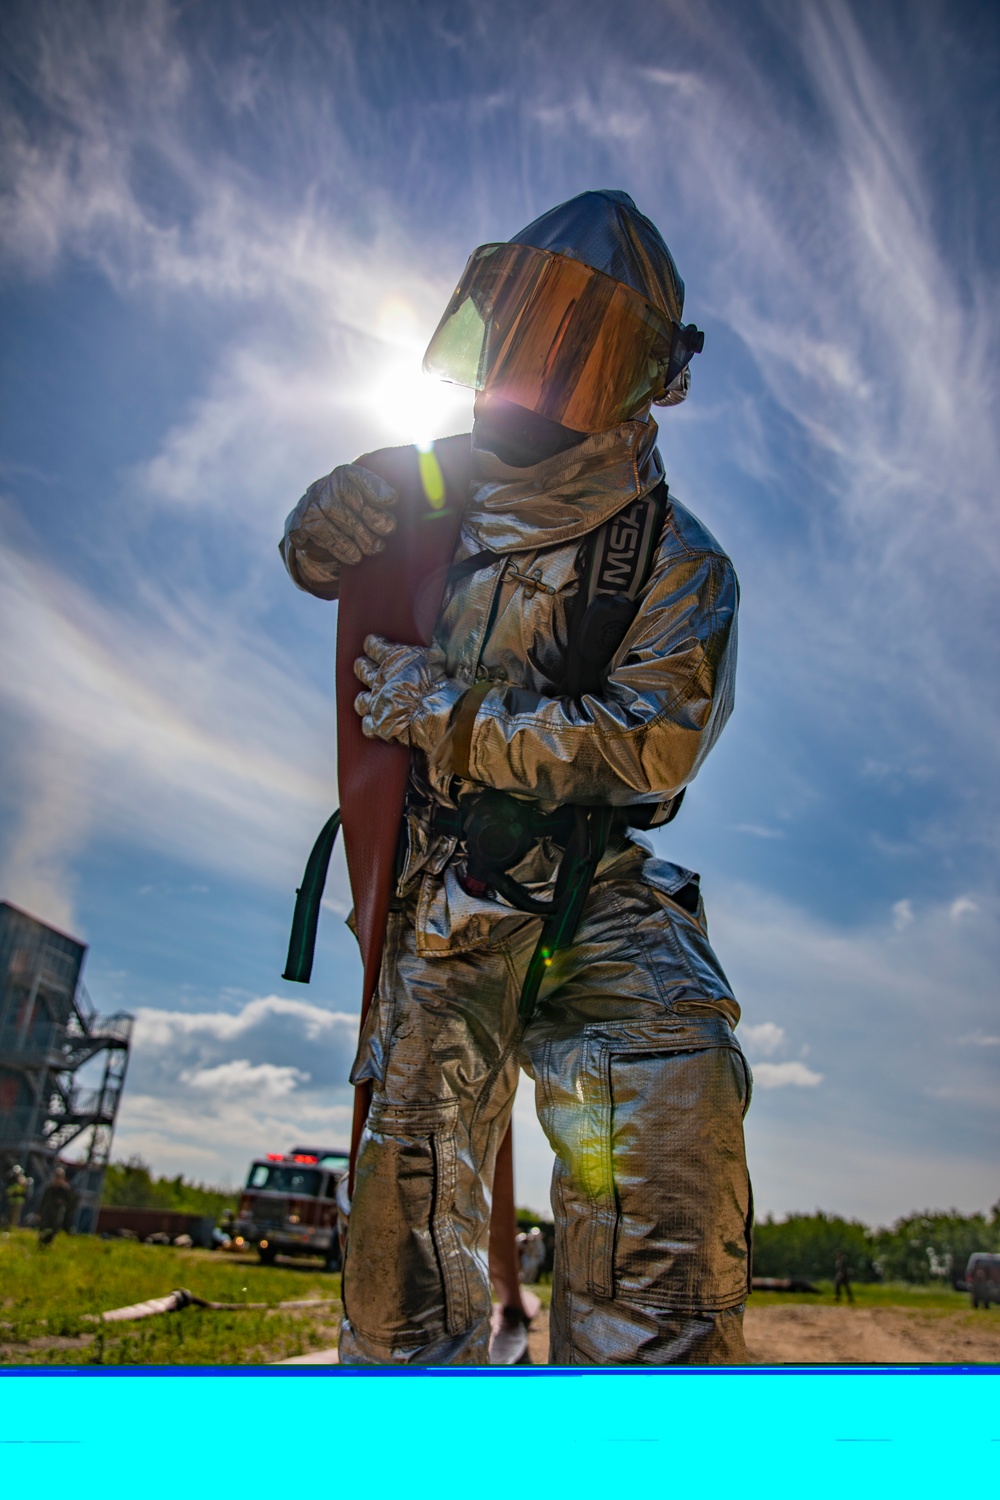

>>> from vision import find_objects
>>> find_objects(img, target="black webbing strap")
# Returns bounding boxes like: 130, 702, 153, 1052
282, 810, 341, 983
517, 805, 614, 1021
564, 481, 669, 700
445, 549, 499, 585
586, 481, 668, 608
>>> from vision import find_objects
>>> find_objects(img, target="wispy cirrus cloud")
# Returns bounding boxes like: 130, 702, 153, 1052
0, 526, 344, 926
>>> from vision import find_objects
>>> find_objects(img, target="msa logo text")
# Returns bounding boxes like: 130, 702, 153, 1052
599, 500, 648, 591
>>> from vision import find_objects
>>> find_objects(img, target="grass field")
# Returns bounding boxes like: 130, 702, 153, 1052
747, 1281, 978, 1312
0, 1229, 342, 1366
1, 1228, 986, 1366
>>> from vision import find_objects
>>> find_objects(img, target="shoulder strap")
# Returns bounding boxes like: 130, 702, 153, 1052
585, 480, 668, 607
564, 481, 669, 699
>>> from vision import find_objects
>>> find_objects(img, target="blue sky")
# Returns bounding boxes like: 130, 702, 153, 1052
1, 0, 997, 1222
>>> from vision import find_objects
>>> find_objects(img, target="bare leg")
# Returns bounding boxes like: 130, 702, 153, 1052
488, 1122, 526, 1317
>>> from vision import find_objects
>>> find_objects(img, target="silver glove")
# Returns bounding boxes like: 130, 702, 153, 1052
280, 464, 397, 597
353, 634, 464, 756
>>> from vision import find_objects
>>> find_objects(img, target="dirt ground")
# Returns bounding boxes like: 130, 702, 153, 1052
743, 1303, 1000, 1364
523, 1305, 1000, 1365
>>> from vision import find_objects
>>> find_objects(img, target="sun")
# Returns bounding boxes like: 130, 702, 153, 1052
360, 295, 474, 451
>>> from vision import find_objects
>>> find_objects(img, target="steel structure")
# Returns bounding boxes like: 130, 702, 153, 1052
0, 901, 133, 1232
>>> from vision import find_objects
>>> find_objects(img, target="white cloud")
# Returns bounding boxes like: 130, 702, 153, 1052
892, 899, 914, 931
714, 878, 1000, 1215
137, 299, 473, 524
112, 1089, 354, 1186
618, 2, 1000, 844
639, 66, 706, 99
0, 0, 190, 279
0, 531, 347, 925
109, 993, 361, 1183
741, 1021, 787, 1057
752, 1060, 824, 1089
0, 728, 96, 933
950, 896, 980, 922
131, 993, 359, 1070
180, 1059, 310, 1099
104, 989, 559, 1211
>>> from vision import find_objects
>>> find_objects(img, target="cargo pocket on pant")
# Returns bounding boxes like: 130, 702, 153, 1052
346, 1099, 471, 1344
594, 1039, 752, 1314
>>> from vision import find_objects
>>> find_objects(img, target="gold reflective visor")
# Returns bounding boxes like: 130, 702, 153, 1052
423, 242, 677, 433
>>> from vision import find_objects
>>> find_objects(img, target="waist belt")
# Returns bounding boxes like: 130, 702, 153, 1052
431, 792, 576, 915
429, 789, 613, 1020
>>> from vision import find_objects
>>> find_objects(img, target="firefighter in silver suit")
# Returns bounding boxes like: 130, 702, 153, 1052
282, 191, 752, 1364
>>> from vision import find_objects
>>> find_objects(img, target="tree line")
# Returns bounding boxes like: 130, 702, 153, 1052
102, 1156, 237, 1219
751, 1204, 1000, 1283
102, 1157, 998, 1285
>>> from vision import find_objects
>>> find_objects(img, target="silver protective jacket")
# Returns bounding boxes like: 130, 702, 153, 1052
396, 414, 738, 956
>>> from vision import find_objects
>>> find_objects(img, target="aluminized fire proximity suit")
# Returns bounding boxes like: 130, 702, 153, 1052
281, 193, 752, 1365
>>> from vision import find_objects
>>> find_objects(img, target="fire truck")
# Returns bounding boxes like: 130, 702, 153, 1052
234, 1145, 348, 1270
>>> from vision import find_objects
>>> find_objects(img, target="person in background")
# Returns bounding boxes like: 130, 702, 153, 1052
834, 1248, 855, 1304
5, 1163, 30, 1229
37, 1166, 76, 1246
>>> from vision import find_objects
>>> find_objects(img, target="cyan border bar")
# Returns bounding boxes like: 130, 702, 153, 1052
0, 1366, 997, 1493
1, 1361, 998, 1376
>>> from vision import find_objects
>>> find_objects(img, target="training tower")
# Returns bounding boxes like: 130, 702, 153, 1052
0, 901, 133, 1231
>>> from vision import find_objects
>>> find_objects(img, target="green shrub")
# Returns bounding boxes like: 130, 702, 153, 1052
871, 1209, 1000, 1283
752, 1211, 878, 1281
752, 1201, 1000, 1284
102, 1156, 237, 1218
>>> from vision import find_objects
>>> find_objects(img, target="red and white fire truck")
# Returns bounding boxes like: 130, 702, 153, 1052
234, 1145, 348, 1270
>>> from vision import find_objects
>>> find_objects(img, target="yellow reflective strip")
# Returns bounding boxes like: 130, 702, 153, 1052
417, 445, 446, 509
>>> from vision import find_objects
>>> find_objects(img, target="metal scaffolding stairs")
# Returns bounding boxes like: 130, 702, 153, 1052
0, 903, 133, 1233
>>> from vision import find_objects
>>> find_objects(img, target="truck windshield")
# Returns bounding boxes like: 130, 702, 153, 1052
247, 1165, 323, 1196
318, 1155, 349, 1172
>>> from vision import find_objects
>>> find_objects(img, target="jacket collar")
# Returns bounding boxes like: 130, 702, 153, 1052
463, 415, 663, 553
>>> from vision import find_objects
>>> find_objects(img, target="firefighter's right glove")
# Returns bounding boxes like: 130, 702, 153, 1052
353, 635, 463, 756
280, 464, 397, 598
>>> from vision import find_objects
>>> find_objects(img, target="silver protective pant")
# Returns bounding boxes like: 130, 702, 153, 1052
340, 854, 753, 1366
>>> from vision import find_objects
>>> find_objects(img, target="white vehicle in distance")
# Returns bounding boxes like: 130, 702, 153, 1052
966, 1252, 1000, 1309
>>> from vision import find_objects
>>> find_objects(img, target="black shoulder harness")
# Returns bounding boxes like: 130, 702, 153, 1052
565, 480, 669, 700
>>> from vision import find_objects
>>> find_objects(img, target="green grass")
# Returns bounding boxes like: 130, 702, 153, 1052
0, 1229, 341, 1366
5, 1229, 984, 1366
749, 1280, 983, 1312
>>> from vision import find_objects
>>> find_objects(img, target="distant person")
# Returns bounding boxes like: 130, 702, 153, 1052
37, 1167, 76, 1246
5, 1164, 30, 1228
516, 1227, 546, 1285
834, 1248, 854, 1304
212, 1208, 235, 1249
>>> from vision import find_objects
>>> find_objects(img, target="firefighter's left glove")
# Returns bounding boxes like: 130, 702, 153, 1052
353, 634, 464, 754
